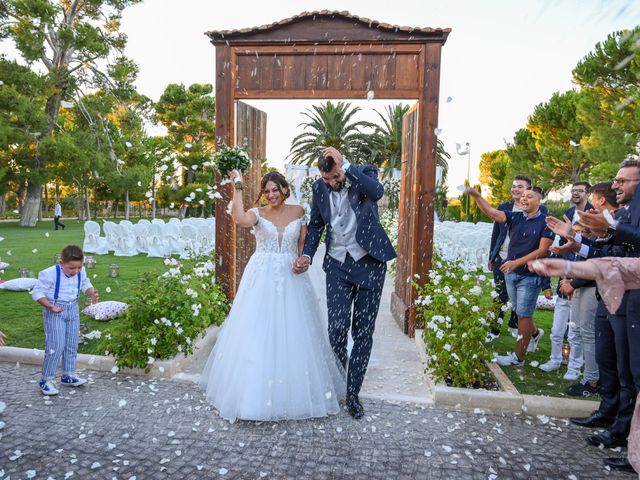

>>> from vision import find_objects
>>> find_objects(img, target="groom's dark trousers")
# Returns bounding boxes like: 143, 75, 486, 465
324, 252, 386, 397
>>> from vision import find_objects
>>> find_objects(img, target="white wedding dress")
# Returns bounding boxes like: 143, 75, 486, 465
199, 207, 346, 422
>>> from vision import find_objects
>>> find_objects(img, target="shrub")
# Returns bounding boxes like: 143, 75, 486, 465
415, 253, 502, 388
100, 256, 229, 370
380, 208, 398, 274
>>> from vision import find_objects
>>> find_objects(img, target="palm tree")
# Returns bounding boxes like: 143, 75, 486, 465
363, 104, 451, 179
288, 101, 374, 165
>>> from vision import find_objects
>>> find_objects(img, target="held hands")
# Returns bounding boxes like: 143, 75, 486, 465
543, 289, 553, 300
49, 305, 64, 313
559, 279, 575, 299
292, 256, 309, 274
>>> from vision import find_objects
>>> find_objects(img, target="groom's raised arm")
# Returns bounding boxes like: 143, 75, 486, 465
301, 182, 325, 263
345, 164, 384, 201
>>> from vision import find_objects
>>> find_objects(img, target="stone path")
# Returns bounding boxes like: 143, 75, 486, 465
0, 363, 629, 479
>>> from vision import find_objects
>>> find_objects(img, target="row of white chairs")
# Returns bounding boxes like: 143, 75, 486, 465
434, 221, 493, 271
83, 218, 215, 258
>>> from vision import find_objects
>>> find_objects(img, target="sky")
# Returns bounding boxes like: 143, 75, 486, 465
4, 0, 640, 192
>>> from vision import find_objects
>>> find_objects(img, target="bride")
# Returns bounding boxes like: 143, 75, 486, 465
199, 170, 346, 422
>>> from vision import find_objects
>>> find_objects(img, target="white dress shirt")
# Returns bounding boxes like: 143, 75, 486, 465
54, 203, 62, 217
32, 265, 93, 302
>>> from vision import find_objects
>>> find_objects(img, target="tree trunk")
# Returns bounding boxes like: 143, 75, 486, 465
93, 185, 98, 219
85, 186, 91, 221
125, 190, 130, 220
19, 183, 42, 227
17, 182, 26, 213
114, 199, 119, 218
43, 185, 49, 213
0, 191, 5, 215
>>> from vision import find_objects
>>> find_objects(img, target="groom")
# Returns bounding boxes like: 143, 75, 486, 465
294, 146, 396, 419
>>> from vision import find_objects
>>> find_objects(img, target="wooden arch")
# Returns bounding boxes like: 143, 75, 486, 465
206, 10, 450, 337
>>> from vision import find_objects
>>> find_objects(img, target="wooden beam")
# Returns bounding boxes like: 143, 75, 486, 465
214, 45, 236, 300
232, 44, 423, 55
410, 43, 443, 337
233, 88, 420, 99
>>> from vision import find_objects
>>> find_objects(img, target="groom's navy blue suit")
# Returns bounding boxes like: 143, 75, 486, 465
303, 164, 396, 397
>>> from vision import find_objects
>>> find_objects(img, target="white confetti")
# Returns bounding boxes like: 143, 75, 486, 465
32, 248, 38, 253
0, 401, 5, 413
108, 443, 116, 450
118, 399, 126, 408
26, 470, 36, 478
105, 287, 112, 293
91, 462, 101, 469
524, 464, 531, 472
446, 96, 453, 103
45, 232, 50, 237
111, 366, 119, 374
529, 361, 539, 367
325, 391, 332, 399
65, 472, 74, 479
218, 468, 228, 475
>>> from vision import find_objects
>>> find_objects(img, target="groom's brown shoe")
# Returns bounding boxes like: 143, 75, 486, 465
347, 394, 364, 419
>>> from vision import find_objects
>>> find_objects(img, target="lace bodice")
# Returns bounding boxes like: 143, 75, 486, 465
251, 208, 306, 255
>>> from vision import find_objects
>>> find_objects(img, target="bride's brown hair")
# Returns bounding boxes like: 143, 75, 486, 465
256, 172, 290, 205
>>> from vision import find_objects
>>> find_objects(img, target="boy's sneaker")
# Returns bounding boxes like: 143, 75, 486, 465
60, 375, 87, 387
563, 369, 581, 381
495, 352, 524, 367
39, 379, 59, 395
539, 360, 561, 372
567, 380, 599, 397
527, 328, 545, 352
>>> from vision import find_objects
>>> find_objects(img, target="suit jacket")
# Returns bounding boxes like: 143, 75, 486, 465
612, 184, 640, 255
489, 200, 548, 263
303, 164, 396, 263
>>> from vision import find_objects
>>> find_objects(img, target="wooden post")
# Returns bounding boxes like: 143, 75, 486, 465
214, 45, 236, 299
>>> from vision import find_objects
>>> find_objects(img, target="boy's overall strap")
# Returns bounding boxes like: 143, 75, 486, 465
54, 264, 61, 301
54, 265, 81, 301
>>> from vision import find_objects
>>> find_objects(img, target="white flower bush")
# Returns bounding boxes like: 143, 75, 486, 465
100, 256, 228, 371
415, 252, 500, 388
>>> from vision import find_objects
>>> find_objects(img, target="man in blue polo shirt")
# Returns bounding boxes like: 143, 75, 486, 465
465, 186, 554, 366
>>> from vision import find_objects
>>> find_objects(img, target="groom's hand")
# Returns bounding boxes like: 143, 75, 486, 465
293, 256, 309, 274
322, 147, 343, 169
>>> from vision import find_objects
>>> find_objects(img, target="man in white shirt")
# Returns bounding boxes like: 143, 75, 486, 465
54, 200, 66, 231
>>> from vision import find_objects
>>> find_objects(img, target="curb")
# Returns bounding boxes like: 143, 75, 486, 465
414, 329, 599, 418
0, 324, 220, 380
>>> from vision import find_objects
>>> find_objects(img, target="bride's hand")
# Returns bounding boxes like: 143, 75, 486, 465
293, 256, 309, 274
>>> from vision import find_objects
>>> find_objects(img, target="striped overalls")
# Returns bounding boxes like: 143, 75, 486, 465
41, 265, 81, 381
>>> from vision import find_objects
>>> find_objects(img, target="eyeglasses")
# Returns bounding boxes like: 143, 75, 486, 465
612, 177, 640, 185
570, 189, 586, 193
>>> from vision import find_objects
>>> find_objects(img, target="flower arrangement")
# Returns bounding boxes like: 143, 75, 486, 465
382, 177, 401, 210
300, 175, 319, 206
99, 255, 229, 370
415, 252, 502, 388
213, 144, 252, 179
380, 208, 398, 274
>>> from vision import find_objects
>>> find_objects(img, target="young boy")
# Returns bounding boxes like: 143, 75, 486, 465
465, 186, 553, 366
32, 245, 99, 395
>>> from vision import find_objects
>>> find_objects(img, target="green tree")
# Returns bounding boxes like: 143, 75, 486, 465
479, 149, 511, 204
288, 101, 373, 165
2, 0, 142, 226
573, 27, 640, 179
527, 90, 591, 191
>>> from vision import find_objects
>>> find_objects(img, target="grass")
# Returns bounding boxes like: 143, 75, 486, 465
492, 307, 601, 401
0, 219, 166, 355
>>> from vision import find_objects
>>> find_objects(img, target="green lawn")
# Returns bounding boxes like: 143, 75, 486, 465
0, 219, 166, 355
492, 307, 601, 400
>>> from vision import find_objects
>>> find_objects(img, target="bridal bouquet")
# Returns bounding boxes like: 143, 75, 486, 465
214, 144, 252, 179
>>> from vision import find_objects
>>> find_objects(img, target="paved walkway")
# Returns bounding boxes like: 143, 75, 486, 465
1, 247, 632, 479
0, 362, 629, 479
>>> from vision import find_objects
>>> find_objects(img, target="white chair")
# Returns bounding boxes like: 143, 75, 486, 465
113, 224, 138, 257
120, 219, 134, 230
133, 223, 149, 254
102, 221, 118, 253
147, 224, 167, 258
168, 217, 181, 225
163, 223, 185, 257
138, 219, 151, 227
180, 224, 199, 257
197, 224, 215, 255
83, 221, 109, 255
151, 218, 165, 226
